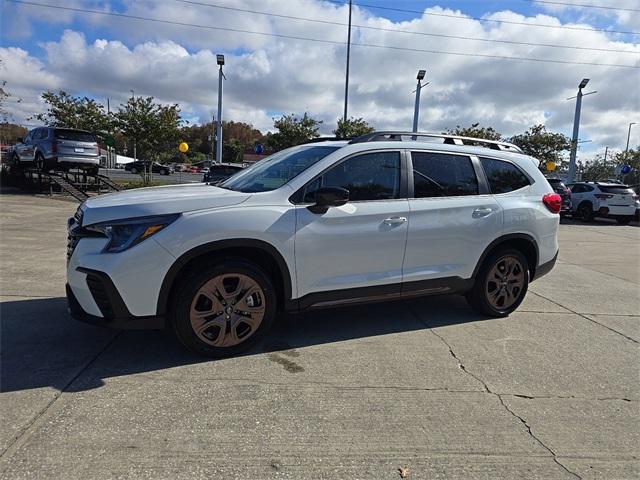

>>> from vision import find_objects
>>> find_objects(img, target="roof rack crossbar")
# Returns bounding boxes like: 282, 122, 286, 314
348, 131, 523, 153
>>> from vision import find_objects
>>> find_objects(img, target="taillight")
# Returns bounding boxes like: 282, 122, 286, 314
594, 194, 613, 200
542, 193, 562, 214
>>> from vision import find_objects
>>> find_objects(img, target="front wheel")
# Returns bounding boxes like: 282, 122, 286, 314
466, 249, 529, 317
160, 168, 168, 175
172, 259, 277, 357
129, 167, 138, 174
35, 153, 45, 171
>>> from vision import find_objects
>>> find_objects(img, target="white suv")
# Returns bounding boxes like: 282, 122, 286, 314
566, 182, 637, 224
67, 132, 560, 357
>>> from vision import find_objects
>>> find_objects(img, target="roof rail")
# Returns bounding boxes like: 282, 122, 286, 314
302, 136, 351, 144
348, 131, 523, 153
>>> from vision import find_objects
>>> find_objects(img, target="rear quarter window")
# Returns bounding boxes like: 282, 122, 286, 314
480, 157, 530, 194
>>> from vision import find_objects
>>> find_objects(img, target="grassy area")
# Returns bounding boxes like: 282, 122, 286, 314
114, 179, 167, 189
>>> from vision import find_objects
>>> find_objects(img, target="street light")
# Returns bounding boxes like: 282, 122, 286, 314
130, 89, 137, 162
412, 69, 428, 133
567, 78, 597, 182
216, 54, 225, 164
624, 122, 636, 160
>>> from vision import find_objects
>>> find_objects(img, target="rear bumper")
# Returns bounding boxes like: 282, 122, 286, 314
57, 156, 100, 166
66, 269, 164, 330
533, 250, 558, 281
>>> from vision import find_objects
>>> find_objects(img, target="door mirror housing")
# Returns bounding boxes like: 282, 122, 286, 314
308, 186, 349, 214
16, 137, 23, 144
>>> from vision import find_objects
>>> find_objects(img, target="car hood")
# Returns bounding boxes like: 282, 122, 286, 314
80, 183, 250, 225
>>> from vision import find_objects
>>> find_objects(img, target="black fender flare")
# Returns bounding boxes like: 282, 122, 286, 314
472, 233, 539, 279
156, 238, 293, 316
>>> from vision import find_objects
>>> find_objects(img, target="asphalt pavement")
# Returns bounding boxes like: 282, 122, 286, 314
0, 193, 638, 479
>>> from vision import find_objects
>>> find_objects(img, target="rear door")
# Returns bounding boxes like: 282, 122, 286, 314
403, 151, 502, 287
294, 150, 410, 301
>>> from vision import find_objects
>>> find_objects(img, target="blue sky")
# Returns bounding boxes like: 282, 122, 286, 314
1, 0, 639, 157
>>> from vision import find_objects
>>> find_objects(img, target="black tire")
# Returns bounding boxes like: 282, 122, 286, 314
87, 166, 99, 176
11, 153, 21, 171
160, 168, 168, 175
616, 216, 632, 225
171, 258, 277, 357
130, 167, 138, 174
35, 152, 45, 172
465, 248, 529, 317
578, 203, 594, 222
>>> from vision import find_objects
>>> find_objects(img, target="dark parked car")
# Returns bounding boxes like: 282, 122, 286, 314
203, 163, 244, 183
11, 127, 100, 173
124, 161, 173, 175
547, 178, 572, 216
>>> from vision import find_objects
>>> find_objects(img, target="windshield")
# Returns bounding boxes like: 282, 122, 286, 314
220, 145, 340, 193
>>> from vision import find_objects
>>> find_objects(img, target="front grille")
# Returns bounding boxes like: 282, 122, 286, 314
85, 273, 114, 318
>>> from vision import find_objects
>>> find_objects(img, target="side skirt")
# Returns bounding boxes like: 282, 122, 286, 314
285, 276, 474, 312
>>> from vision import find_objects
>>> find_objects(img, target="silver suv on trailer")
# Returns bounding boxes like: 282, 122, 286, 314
12, 127, 101, 174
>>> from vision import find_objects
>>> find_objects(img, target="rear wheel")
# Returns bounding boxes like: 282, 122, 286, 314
578, 203, 594, 222
160, 168, 168, 175
11, 153, 21, 171
130, 167, 138, 174
466, 249, 529, 317
172, 259, 277, 357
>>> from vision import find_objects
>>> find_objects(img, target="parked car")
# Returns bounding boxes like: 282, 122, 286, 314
566, 182, 637, 224
547, 178, 572, 216
11, 127, 100, 174
203, 163, 244, 183
67, 131, 560, 357
124, 161, 174, 175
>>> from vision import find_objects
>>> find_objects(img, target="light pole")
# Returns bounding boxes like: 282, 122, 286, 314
343, 0, 352, 122
216, 54, 225, 164
624, 122, 636, 161
412, 69, 427, 133
130, 89, 137, 162
567, 78, 597, 182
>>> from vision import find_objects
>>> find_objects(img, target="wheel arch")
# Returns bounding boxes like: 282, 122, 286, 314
472, 233, 539, 281
156, 239, 293, 317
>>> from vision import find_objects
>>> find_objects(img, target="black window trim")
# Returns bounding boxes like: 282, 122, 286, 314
477, 154, 535, 195
290, 148, 409, 205
406, 150, 488, 198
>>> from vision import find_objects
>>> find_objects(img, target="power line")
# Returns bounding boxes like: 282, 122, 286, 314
322, 0, 640, 35
524, 0, 640, 13
171, 0, 638, 54
7, 0, 639, 68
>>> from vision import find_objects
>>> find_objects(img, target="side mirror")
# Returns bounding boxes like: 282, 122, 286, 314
308, 186, 349, 214
16, 137, 23, 144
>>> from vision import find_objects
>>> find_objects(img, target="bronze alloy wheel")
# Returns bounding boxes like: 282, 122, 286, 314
485, 255, 525, 311
189, 273, 266, 347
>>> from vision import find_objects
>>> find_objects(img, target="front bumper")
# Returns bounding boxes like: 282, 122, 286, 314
66, 270, 164, 330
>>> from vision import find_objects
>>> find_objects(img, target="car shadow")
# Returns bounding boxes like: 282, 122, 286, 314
1, 294, 490, 394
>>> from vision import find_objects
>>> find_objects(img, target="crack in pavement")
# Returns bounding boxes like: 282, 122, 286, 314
529, 291, 639, 344
407, 303, 583, 480
0, 331, 121, 464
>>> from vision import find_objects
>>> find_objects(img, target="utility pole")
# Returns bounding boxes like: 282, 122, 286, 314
567, 79, 596, 182
211, 113, 216, 164
624, 122, 636, 161
412, 70, 427, 133
130, 89, 137, 162
216, 54, 225, 164
343, 0, 352, 123
603, 146, 608, 162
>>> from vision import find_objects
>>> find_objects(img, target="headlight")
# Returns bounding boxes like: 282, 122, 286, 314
86, 214, 180, 253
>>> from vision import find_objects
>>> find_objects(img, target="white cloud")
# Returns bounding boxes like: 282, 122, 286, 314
1, 0, 639, 155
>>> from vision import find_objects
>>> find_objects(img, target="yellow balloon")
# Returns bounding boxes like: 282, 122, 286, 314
178, 142, 189, 153
546, 161, 556, 172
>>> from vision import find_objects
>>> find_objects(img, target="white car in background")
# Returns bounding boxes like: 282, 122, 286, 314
66, 131, 561, 357
567, 182, 637, 224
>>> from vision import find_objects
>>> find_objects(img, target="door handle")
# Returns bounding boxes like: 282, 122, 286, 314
383, 216, 407, 225
472, 207, 493, 218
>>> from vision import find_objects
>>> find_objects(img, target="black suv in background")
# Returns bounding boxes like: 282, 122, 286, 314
547, 178, 572, 216
203, 163, 244, 183
124, 161, 174, 175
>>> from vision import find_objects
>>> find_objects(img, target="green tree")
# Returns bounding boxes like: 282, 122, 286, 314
509, 125, 571, 170
446, 123, 502, 141
113, 96, 182, 163
613, 147, 640, 186
33, 91, 112, 133
222, 138, 245, 163
334, 116, 374, 139
265, 113, 321, 151
579, 155, 616, 182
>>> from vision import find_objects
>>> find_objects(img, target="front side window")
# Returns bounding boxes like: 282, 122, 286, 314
480, 157, 530, 194
411, 152, 478, 198
304, 151, 401, 202
220, 145, 340, 193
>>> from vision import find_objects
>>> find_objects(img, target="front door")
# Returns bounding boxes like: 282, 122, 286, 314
294, 150, 409, 302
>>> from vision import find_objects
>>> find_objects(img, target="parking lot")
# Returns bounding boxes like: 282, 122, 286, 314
0, 193, 638, 479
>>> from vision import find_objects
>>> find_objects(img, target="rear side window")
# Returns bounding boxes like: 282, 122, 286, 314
480, 157, 530, 194
411, 152, 478, 198
54, 129, 96, 142
599, 185, 633, 194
